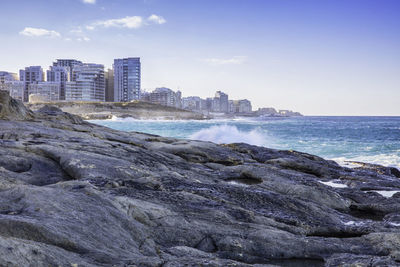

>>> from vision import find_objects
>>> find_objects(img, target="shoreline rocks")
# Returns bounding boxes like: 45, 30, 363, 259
1, 91, 400, 266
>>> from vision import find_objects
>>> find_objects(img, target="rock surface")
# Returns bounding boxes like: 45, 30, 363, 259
1, 91, 400, 266
27, 100, 207, 120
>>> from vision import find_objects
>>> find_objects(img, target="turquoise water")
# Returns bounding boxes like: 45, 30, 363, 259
89, 116, 400, 168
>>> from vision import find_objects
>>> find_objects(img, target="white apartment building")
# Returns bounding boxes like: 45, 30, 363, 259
65, 64, 105, 101
28, 82, 61, 102
145, 87, 182, 108
19, 66, 44, 102
47, 66, 69, 100
229, 99, 252, 114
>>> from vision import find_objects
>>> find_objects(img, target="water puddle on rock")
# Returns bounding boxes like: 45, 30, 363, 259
369, 190, 400, 198
319, 181, 348, 188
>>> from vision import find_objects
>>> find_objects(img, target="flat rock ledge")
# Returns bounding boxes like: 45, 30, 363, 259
1, 91, 400, 267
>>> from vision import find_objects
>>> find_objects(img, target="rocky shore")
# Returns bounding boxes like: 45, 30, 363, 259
27, 101, 207, 120
1, 91, 400, 266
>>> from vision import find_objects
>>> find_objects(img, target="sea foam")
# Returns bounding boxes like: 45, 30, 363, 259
190, 125, 266, 146
332, 154, 400, 169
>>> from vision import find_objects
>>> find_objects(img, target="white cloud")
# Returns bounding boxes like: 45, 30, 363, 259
202, 56, 247, 65
87, 15, 166, 30
77, 36, 90, 42
147, 14, 166, 24
90, 16, 144, 29
19, 27, 61, 38
70, 27, 83, 34
82, 0, 96, 4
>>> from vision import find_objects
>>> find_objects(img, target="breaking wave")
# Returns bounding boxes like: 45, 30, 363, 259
332, 154, 400, 169
190, 125, 266, 146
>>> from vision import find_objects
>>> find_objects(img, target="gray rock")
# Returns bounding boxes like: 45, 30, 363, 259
0, 92, 400, 266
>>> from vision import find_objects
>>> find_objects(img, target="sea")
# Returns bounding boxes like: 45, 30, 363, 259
89, 116, 400, 169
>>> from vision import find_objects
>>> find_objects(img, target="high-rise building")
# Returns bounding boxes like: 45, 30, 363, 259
212, 97, 221, 112
182, 96, 204, 111
230, 99, 252, 113
146, 87, 181, 108
175, 90, 182, 109
65, 64, 105, 101
214, 91, 229, 113
53, 59, 82, 81
105, 69, 114, 102
28, 82, 61, 102
113, 57, 141, 102
47, 66, 69, 100
238, 99, 252, 113
19, 66, 44, 102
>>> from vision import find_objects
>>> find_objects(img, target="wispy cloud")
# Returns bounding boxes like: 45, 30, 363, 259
19, 27, 61, 38
86, 14, 166, 30
88, 16, 144, 29
147, 14, 166, 25
77, 36, 90, 42
70, 27, 84, 34
82, 0, 96, 4
68, 27, 91, 42
202, 56, 247, 65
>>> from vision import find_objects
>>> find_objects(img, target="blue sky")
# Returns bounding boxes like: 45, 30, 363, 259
0, 0, 399, 115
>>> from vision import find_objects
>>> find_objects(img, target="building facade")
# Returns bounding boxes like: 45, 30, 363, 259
0, 81, 24, 101
228, 99, 252, 113
28, 82, 61, 102
47, 66, 69, 100
19, 66, 44, 102
238, 99, 252, 113
65, 64, 105, 101
142, 87, 182, 108
105, 69, 114, 102
213, 91, 229, 113
113, 58, 141, 102
53, 59, 82, 81
182, 96, 205, 111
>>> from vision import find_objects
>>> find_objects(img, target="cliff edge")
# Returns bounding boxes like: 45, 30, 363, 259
1, 91, 400, 266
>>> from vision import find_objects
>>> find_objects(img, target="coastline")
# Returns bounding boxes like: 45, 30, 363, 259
26, 101, 303, 121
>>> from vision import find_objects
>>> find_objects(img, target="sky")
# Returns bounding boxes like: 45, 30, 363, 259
0, 0, 399, 115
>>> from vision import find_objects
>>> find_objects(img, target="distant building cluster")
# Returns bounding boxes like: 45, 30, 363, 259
256, 107, 302, 117
180, 90, 252, 114
0, 57, 141, 103
141, 87, 182, 109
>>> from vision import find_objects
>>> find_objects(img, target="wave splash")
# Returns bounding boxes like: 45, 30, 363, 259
332, 154, 400, 169
190, 125, 266, 146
